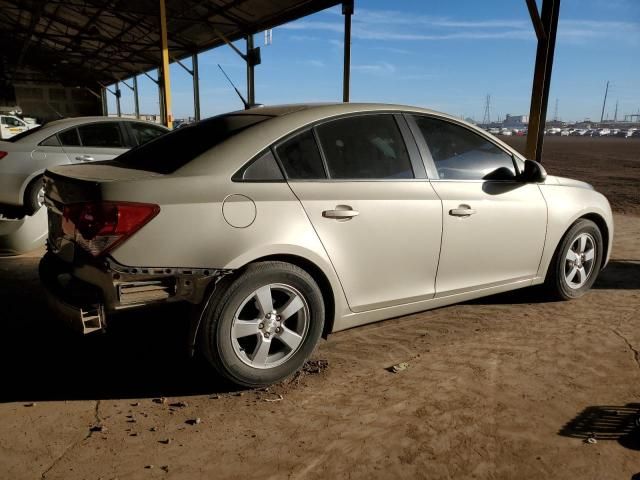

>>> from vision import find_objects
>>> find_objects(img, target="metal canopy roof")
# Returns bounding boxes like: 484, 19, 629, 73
0, 0, 340, 86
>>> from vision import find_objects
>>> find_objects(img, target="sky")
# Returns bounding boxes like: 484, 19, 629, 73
107, 0, 640, 123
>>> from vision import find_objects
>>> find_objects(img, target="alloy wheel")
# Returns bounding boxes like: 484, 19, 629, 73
231, 283, 309, 369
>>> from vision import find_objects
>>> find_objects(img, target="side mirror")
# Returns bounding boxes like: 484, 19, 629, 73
521, 159, 547, 183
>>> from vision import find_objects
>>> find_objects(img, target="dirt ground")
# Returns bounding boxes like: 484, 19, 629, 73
0, 137, 639, 480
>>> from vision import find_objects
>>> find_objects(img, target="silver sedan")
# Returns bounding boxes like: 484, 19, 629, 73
0, 117, 168, 215
39, 103, 613, 387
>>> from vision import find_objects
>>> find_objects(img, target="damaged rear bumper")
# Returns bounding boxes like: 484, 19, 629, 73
39, 251, 232, 334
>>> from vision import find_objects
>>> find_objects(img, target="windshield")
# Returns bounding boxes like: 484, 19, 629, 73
112, 113, 272, 174
6, 125, 45, 142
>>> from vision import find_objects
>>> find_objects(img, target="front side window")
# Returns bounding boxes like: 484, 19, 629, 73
412, 116, 516, 180
276, 130, 326, 180
2, 116, 24, 127
78, 123, 124, 148
315, 115, 414, 180
130, 122, 167, 145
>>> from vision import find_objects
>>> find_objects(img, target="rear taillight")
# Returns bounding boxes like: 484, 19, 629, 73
62, 202, 160, 257
0, 151, 7, 160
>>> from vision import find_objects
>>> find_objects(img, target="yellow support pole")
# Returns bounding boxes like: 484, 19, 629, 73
159, 0, 173, 129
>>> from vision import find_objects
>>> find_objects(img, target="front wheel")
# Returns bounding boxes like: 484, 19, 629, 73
546, 219, 603, 300
200, 261, 325, 387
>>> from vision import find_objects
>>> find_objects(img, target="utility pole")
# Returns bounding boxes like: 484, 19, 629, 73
553, 98, 558, 121
482, 94, 491, 125
613, 99, 618, 123
600, 80, 609, 123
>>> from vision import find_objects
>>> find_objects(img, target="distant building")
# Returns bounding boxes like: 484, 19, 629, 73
503, 114, 529, 127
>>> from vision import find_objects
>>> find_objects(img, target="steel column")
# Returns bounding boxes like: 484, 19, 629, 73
193, 53, 200, 121
100, 86, 108, 116
525, 0, 560, 163
342, 0, 353, 103
115, 81, 121, 117
133, 76, 140, 119
159, 0, 173, 128
246, 34, 255, 107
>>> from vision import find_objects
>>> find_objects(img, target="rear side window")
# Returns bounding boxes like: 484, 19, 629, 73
78, 123, 124, 148
276, 130, 326, 180
41, 134, 61, 146
59, 128, 81, 146
113, 114, 271, 174
412, 116, 516, 180
315, 115, 414, 179
130, 122, 167, 145
234, 151, 284, 181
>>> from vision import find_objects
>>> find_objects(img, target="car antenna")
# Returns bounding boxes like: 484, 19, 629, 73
217, 64, 250, 110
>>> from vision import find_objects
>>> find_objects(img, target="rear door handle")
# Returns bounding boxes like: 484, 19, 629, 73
449, 205, 476, 217
322, 205, 359, 220
75, 155, 95, 162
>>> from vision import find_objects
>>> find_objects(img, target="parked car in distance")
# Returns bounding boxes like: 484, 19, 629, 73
40, 103, 613, 387
0, 117, 168, 215
0, 114, 40, 140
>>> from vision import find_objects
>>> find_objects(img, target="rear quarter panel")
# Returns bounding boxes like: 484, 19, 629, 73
104, 176, 351, 320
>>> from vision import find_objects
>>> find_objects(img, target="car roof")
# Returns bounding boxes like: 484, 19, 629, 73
180, 102, 525, 176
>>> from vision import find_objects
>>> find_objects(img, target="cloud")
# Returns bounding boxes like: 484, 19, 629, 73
279, 8, 640, 45
352, 62, 396, 75
301, 59, 325, 68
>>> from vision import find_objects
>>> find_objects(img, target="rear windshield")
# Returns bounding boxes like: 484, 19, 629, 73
111, 113, 272, 173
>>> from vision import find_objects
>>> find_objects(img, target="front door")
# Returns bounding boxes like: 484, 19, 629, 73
408, 114, 547, 296
275, 114, 443, 313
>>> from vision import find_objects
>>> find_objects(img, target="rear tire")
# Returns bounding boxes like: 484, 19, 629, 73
24, 176, 44, 215
199, 261, 325, 387
545, 219, 603, 300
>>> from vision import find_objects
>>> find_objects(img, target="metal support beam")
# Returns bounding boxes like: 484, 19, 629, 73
121, 78, 140, 118
193, 53, 200, 121
170, 52, 200, 121
246, 34, 255, 107
525, 0, 560, 163
159, 0, 173, 128
115, 81, 121, 117
100, 86, 108, 116
342, 0, 353, 103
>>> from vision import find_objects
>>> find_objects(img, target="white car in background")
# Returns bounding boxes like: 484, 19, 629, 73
0, 117, 168, 215
0, 115, 40, 140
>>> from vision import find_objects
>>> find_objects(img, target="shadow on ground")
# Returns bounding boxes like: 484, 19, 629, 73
559, 403, 640, 451
0, 256, 236, 403
594, 260, 640, 290
469, 260, 639, 306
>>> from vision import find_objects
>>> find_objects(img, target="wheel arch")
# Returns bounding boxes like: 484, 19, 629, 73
579, 212, 609, 270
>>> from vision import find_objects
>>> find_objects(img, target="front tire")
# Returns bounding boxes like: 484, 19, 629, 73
200, 261, 325, 387
546, 219, 603, 300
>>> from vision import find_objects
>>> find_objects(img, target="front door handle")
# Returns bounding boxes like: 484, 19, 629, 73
75, 155, 95, 162
449, 205, 476, 217
322, 205, 359, 220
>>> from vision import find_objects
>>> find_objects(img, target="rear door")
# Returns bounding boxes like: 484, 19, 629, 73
277, 113, 443, 313
408, 114, 547, 296
61, 122, 129, 163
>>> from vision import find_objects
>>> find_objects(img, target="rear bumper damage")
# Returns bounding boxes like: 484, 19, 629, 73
39, 251, 232, 334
